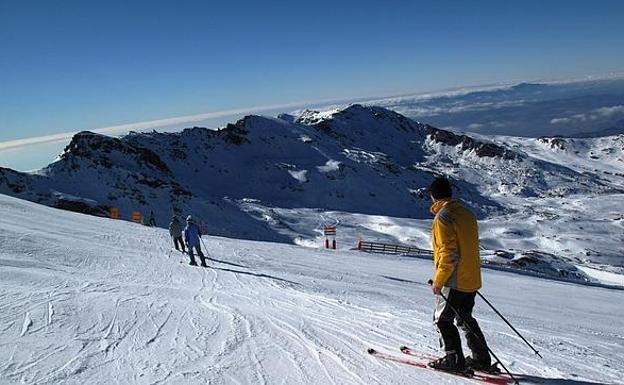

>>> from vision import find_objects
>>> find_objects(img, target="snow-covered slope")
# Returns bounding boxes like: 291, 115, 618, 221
236, 193, 624, 287
1, 104, 623, 285
0, 105, 615, 237
505, 134, 624, 188
1, 106, 448, 241
0, 194, 622, 384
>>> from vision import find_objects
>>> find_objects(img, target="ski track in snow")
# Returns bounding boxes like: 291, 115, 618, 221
0, 194, 623, 384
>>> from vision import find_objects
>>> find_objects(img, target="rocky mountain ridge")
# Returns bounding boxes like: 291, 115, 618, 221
0, 104, 619, 242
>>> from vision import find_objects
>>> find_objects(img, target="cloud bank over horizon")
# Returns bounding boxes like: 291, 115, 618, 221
2, 75, 624, 171
7, 73, 620, 153
0, 102, 320, 153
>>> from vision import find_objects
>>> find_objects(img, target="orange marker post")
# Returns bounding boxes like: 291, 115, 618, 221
109, 207, 120, 219
131, 211, 143, 224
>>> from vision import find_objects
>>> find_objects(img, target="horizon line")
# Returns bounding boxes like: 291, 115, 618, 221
1, 71, 622, 153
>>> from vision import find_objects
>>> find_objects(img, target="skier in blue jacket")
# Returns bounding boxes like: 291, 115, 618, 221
184, 215, 207, 267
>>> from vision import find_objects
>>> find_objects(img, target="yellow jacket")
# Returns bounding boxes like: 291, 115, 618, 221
431, 199, 482, 292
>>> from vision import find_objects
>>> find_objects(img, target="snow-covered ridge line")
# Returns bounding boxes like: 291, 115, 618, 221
0, 104, 622, 270
0, 105, 514, 237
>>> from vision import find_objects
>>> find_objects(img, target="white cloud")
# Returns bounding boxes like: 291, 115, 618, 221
488, 121, 507, 128
467, 123, 484, 130
550, 117, 571, 124
594, 105, 624, 117
378, 99, 528, 117
0, 100, 336, 153
551, 105, 624, 125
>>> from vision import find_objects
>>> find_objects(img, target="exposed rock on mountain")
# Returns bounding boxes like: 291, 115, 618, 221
0, 104, 619, 242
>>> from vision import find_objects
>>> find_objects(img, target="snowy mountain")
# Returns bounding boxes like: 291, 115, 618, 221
1, 104, 623, 284
0, 193, 622, 384
0, 105, 617, 224
4, 77, 624, 173
2, 104, 506, 240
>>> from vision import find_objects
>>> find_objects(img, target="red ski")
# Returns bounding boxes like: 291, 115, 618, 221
367, 348, 511, 385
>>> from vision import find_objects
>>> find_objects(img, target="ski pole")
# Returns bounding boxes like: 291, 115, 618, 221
428, 280, 520, 385
200, 237, 210, 258
476, 291, 542, 359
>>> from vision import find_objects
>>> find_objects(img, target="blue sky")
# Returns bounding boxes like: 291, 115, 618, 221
1, 0, 623, 145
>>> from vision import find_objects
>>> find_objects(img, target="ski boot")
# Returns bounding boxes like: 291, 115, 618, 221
466, 356, 499, 373
428, 353, 473, 376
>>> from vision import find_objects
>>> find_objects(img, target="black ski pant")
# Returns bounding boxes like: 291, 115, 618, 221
434, 287, 490, 364
173, 236, 185, 252
187, 244, 206, 265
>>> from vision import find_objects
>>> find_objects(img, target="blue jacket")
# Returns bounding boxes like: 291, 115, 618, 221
184, 222, 201, 247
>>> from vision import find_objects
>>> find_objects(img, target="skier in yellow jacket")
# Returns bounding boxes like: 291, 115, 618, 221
427, 177, 491, 374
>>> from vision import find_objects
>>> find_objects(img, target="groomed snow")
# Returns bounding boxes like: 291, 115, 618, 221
0, 194, 622, 384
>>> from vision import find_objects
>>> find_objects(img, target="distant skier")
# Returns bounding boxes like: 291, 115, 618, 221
184, 215, 207, 267
169, 215, 185, 253
148, 210, 157, 227
427, 177, 491, 373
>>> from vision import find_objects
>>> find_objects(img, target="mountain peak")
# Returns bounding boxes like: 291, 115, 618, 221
295, 104, 422, 136
62, 131, 124, 158
510, 82, 546, 91
56, 130, 171, 174
0, 105, 619, 244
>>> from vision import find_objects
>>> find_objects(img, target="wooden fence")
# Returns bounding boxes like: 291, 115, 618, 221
357, 240, 433, 256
